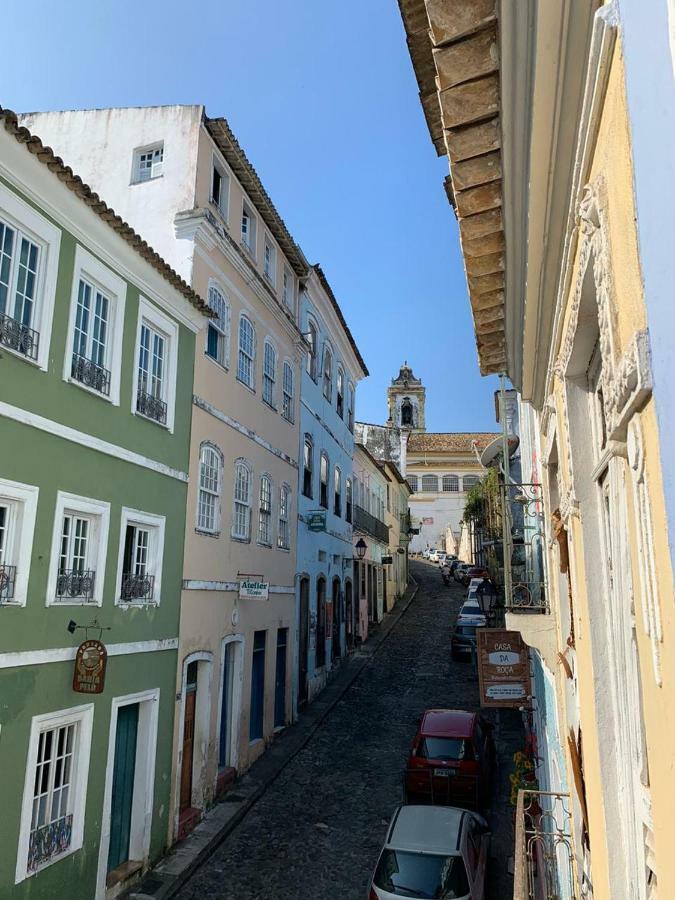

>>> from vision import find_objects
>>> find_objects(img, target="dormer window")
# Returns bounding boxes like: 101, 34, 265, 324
133, 143, 163, 183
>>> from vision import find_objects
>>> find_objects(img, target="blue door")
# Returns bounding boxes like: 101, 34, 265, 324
107, 703, 139, 872
274, 628, 287, 728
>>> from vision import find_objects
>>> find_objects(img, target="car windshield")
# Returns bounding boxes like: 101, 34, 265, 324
419, 737, 474, 761
455, 626, 477, 637
374, 849, 470, 898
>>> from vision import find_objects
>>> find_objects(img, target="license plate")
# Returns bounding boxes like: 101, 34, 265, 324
434, 768, 456, 777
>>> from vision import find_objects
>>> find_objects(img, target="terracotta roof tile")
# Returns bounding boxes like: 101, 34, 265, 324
407, 432, 499, 453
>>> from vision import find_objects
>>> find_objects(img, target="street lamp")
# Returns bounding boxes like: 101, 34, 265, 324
355, 538, 367, 560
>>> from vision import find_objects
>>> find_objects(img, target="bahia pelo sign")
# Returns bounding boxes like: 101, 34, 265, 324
73, 639, 107, 694
239, 579, 270, 601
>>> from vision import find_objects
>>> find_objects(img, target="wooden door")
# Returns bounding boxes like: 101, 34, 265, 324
108, 703, 139, 872
180, 665, 198, 812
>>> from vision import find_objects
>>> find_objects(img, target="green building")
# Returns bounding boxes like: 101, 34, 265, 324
0, 110, 209, 898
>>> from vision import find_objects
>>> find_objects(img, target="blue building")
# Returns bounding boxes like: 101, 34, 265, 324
294, 266, 368, 711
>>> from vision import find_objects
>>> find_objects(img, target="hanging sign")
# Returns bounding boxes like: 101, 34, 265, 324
381, 556, 393, 565
307, 511, 327, 532
477, 629, 531, 708
72, 639, 107, 694
239, 579, 270, 600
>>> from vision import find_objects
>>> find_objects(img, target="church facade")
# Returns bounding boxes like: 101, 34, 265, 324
356, 364, 497, 554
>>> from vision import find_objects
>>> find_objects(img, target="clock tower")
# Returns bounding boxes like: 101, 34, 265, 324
387, 362, 426, 433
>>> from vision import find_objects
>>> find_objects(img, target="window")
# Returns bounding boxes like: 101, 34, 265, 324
232, 460, 252, 541
16, 705, 94, 882
211, 160, 229, 219
250, 631, 266, 741
334, 467, 342, 517
303, 436, 314, 499
316, 578, 326, 668
407, 475, 418, 493
463, 475, 479, 491
258, 475, 273, 546
422, 475, 438, 493
237, 315, 256, 389
320, 453, 329, 509
133, 297, 178, 431
345, 478, 352, 524
336, 368, 344, 418
353, 475, 360, 509
197, 444, 222, 534
278, 484, 290, 550
133, 144, 163, 183
205, 283, 230, 368
386, 484, 391, 512
323, 346, 333, 401
347, 384, 354, 432
48, 493, 109, 606
282, 267, 294, 312
306, 320, 317, 380
263, 340, 276, 407
282, 361, 294, 422
241, 203, 257, 259
116, 508, 165, 605
263, 238, 276, 286
443, 474, 459, 492
0, 477, 39, 607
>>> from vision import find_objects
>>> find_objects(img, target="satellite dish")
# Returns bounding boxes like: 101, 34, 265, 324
480, 434, 520, 468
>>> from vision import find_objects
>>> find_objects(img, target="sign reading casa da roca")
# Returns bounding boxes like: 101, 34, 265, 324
477, 629, 531, 708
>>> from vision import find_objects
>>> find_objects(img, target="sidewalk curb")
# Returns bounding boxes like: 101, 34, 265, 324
132, 576, 419, 899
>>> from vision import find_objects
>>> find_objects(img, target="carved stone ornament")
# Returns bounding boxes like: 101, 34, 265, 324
605, 330, 652, 441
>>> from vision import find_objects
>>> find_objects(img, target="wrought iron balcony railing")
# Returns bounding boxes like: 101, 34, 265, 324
514, 789, 578, 900
55, 569, 96, 602
506, 581, 549, 614
136, 388, 167, 425
353, 505, 389, 544
71, 352, 111, 396
0, 564, 17, 601
120, 572, 155, 603
0, 313, 39, 361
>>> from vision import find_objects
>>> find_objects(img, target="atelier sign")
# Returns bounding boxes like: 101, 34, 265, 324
239, 579, 270, 601
477, 629, 531, 709
73, 639, 107, 694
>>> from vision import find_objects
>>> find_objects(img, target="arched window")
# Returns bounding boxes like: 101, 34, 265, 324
258, 475, 273, 545
232, 460, 252, 540
401, 399, 413, 426
197, 443, 222, 533
278, 484, 291, 549
306, 320, 317, 380
422, 474, 438, 493
407, 474, 418, 493
282, 361, 294, 423
345, 477, 352, 523
303, 436, 313, 498
334, 467, 342, 517
347, 383, 355, 432
263, 340, 276, 407
206, 283, 230, 367
323, 346, 333, 401
442, 474, 459, 493
320, 453, 329, 509
463, 475, 479, 491
316, 577, 326, 668
336, 368, 344, 418
237, 315, 255, 388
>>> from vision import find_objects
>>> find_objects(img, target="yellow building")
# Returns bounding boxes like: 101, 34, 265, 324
400, 1, 675, 897
380, 460, 412, 611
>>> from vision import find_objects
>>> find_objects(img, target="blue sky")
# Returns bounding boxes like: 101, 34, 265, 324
2, 0, 500, 432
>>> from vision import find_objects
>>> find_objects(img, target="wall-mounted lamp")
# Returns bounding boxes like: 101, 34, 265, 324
355, 538, 367, 560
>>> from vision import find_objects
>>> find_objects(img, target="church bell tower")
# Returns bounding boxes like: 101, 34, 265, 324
387, 362, 426, 432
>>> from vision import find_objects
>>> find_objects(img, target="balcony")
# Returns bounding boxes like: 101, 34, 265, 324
353, 505, 389, 544
55, 569, 96, 602
120, 572, 155, 603
136, 388, 167, 425
0, 312, 39, 361
513, 790, 578, 900
0, 564, 16, 601
71, 352, 111, 396
505, 580, 557, 670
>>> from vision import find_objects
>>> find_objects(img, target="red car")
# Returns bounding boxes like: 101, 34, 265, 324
462, 566, 487, 587
404, 709, 495, 810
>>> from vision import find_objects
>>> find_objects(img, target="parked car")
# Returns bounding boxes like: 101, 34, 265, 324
454, 563, 470, 582
422, 548, 433, 560
467, 577, 484, 593
368, 804, 490, 900
459, 598, 482, 618
462, 566, 487, 587
437, 552, 447, 566
451, 614, 487, 661
429, 549, 440, 562
449, 559, 462, 575
404, 709, 496, 812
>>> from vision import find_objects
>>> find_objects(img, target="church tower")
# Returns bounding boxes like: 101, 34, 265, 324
387, 362, 426, 433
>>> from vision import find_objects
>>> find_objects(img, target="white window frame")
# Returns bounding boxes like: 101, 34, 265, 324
237, 313, 256, 390
282, 359, 294, 423
263, 237, 276, 287
114, 507, 165, 608
336, 367, 345, 418
15, 703, 94, 884
210, 153, 230, 221
257, 473, 273, 547
241, 202, 257, 259
131, 296, 179, 432
204, 279, 230, 370
442, 474, 459, 493
421, 475, 438, 493
46, 492, 110, 607
231, 459, 253, 542
63, 245, 126, 405
323, 345, 333, 402
306, 319, 318, 381
278, 484, 291, 551
0, 477, 39, 607
347, 382, 355, 432
282, 267, 294, 313
131, 142, 164, 183
196, 442, 223, 535
0, 182, 61, 372
262, 338, 277, 408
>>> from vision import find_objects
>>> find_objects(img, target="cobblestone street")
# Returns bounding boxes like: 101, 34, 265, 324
177, 562, 523, 900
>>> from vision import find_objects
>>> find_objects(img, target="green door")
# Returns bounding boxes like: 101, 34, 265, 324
107, 703, 139, 872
